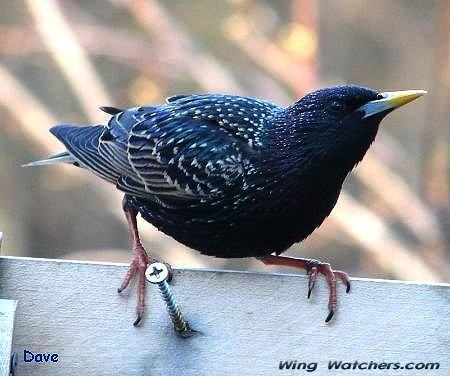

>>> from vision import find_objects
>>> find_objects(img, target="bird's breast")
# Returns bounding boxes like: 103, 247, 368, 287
133, 168, 344, 258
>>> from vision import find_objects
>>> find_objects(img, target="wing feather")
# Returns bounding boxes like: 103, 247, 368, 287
51, 94, 280, 202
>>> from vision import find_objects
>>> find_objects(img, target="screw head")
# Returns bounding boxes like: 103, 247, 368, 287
145, 262, 169, 283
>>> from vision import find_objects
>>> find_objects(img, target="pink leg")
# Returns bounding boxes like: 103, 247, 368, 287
259, 255, 350, 322
118, 203, 171, 326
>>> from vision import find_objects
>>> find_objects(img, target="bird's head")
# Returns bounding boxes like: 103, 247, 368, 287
279, 85, 426, 173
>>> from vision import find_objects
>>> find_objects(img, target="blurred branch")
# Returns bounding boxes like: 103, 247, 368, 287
291, 0, 318, 91
0, 25, 41, 55
0, 24, 169, 79
358, 152, 443, 246
0, 64, 62, 153
334, 193, 440, 282
422, 0, 450, 215
223, 9, 316, 95
117, 0, 243, 93
26, 0, 111, 123
418, 0, 450, 272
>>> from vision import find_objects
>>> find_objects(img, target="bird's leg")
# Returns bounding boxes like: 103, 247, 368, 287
118, 199, 172, 326
258, 255, 350, 322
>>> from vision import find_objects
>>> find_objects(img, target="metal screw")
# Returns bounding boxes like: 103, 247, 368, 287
145, 262, 194, 338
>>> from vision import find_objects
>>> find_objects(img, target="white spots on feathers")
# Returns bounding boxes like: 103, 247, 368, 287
166, 94, 281, 148
191, 157, 200, 167
109, 94, 282, 200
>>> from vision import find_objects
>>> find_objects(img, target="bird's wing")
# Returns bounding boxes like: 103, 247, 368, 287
50, 95, 280, 201
165, 94, 280, 148
120, 94, 281, 200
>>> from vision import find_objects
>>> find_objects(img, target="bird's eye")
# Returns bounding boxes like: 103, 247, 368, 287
328, 100, 345, 114
376, 94, 384, 100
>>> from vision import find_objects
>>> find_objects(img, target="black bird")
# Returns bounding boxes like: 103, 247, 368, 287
25, 85, 426, 325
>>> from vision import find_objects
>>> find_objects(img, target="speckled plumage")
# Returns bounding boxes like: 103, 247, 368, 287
46, 86, 384, 258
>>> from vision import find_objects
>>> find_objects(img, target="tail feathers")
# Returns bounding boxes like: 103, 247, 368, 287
49, 124, 119, 183
22, 151, 75, 167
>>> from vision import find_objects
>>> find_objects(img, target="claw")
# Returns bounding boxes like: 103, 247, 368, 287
325, 310, 334, 323
133, 314, 143, 327
259, 255, 351, 323
335, 270, 351, 294
307, 266, 318, 299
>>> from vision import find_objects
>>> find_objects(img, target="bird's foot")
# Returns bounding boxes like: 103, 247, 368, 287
304, 259, 350, 322
117, 245, 172, 326
259, 255, 350, 322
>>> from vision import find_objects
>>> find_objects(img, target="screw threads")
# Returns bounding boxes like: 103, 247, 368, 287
158, 281, 189, 332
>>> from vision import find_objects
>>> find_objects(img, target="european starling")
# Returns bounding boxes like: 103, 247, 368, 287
25, 85, 426, 325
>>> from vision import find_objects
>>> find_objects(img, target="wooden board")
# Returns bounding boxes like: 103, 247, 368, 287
0, 256, 449, 375
0, 299, 17, 376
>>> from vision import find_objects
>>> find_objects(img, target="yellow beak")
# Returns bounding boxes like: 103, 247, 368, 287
359, 90, 427, 119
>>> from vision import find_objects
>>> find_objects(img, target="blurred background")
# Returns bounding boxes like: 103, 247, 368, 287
0, 0, 449, 282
